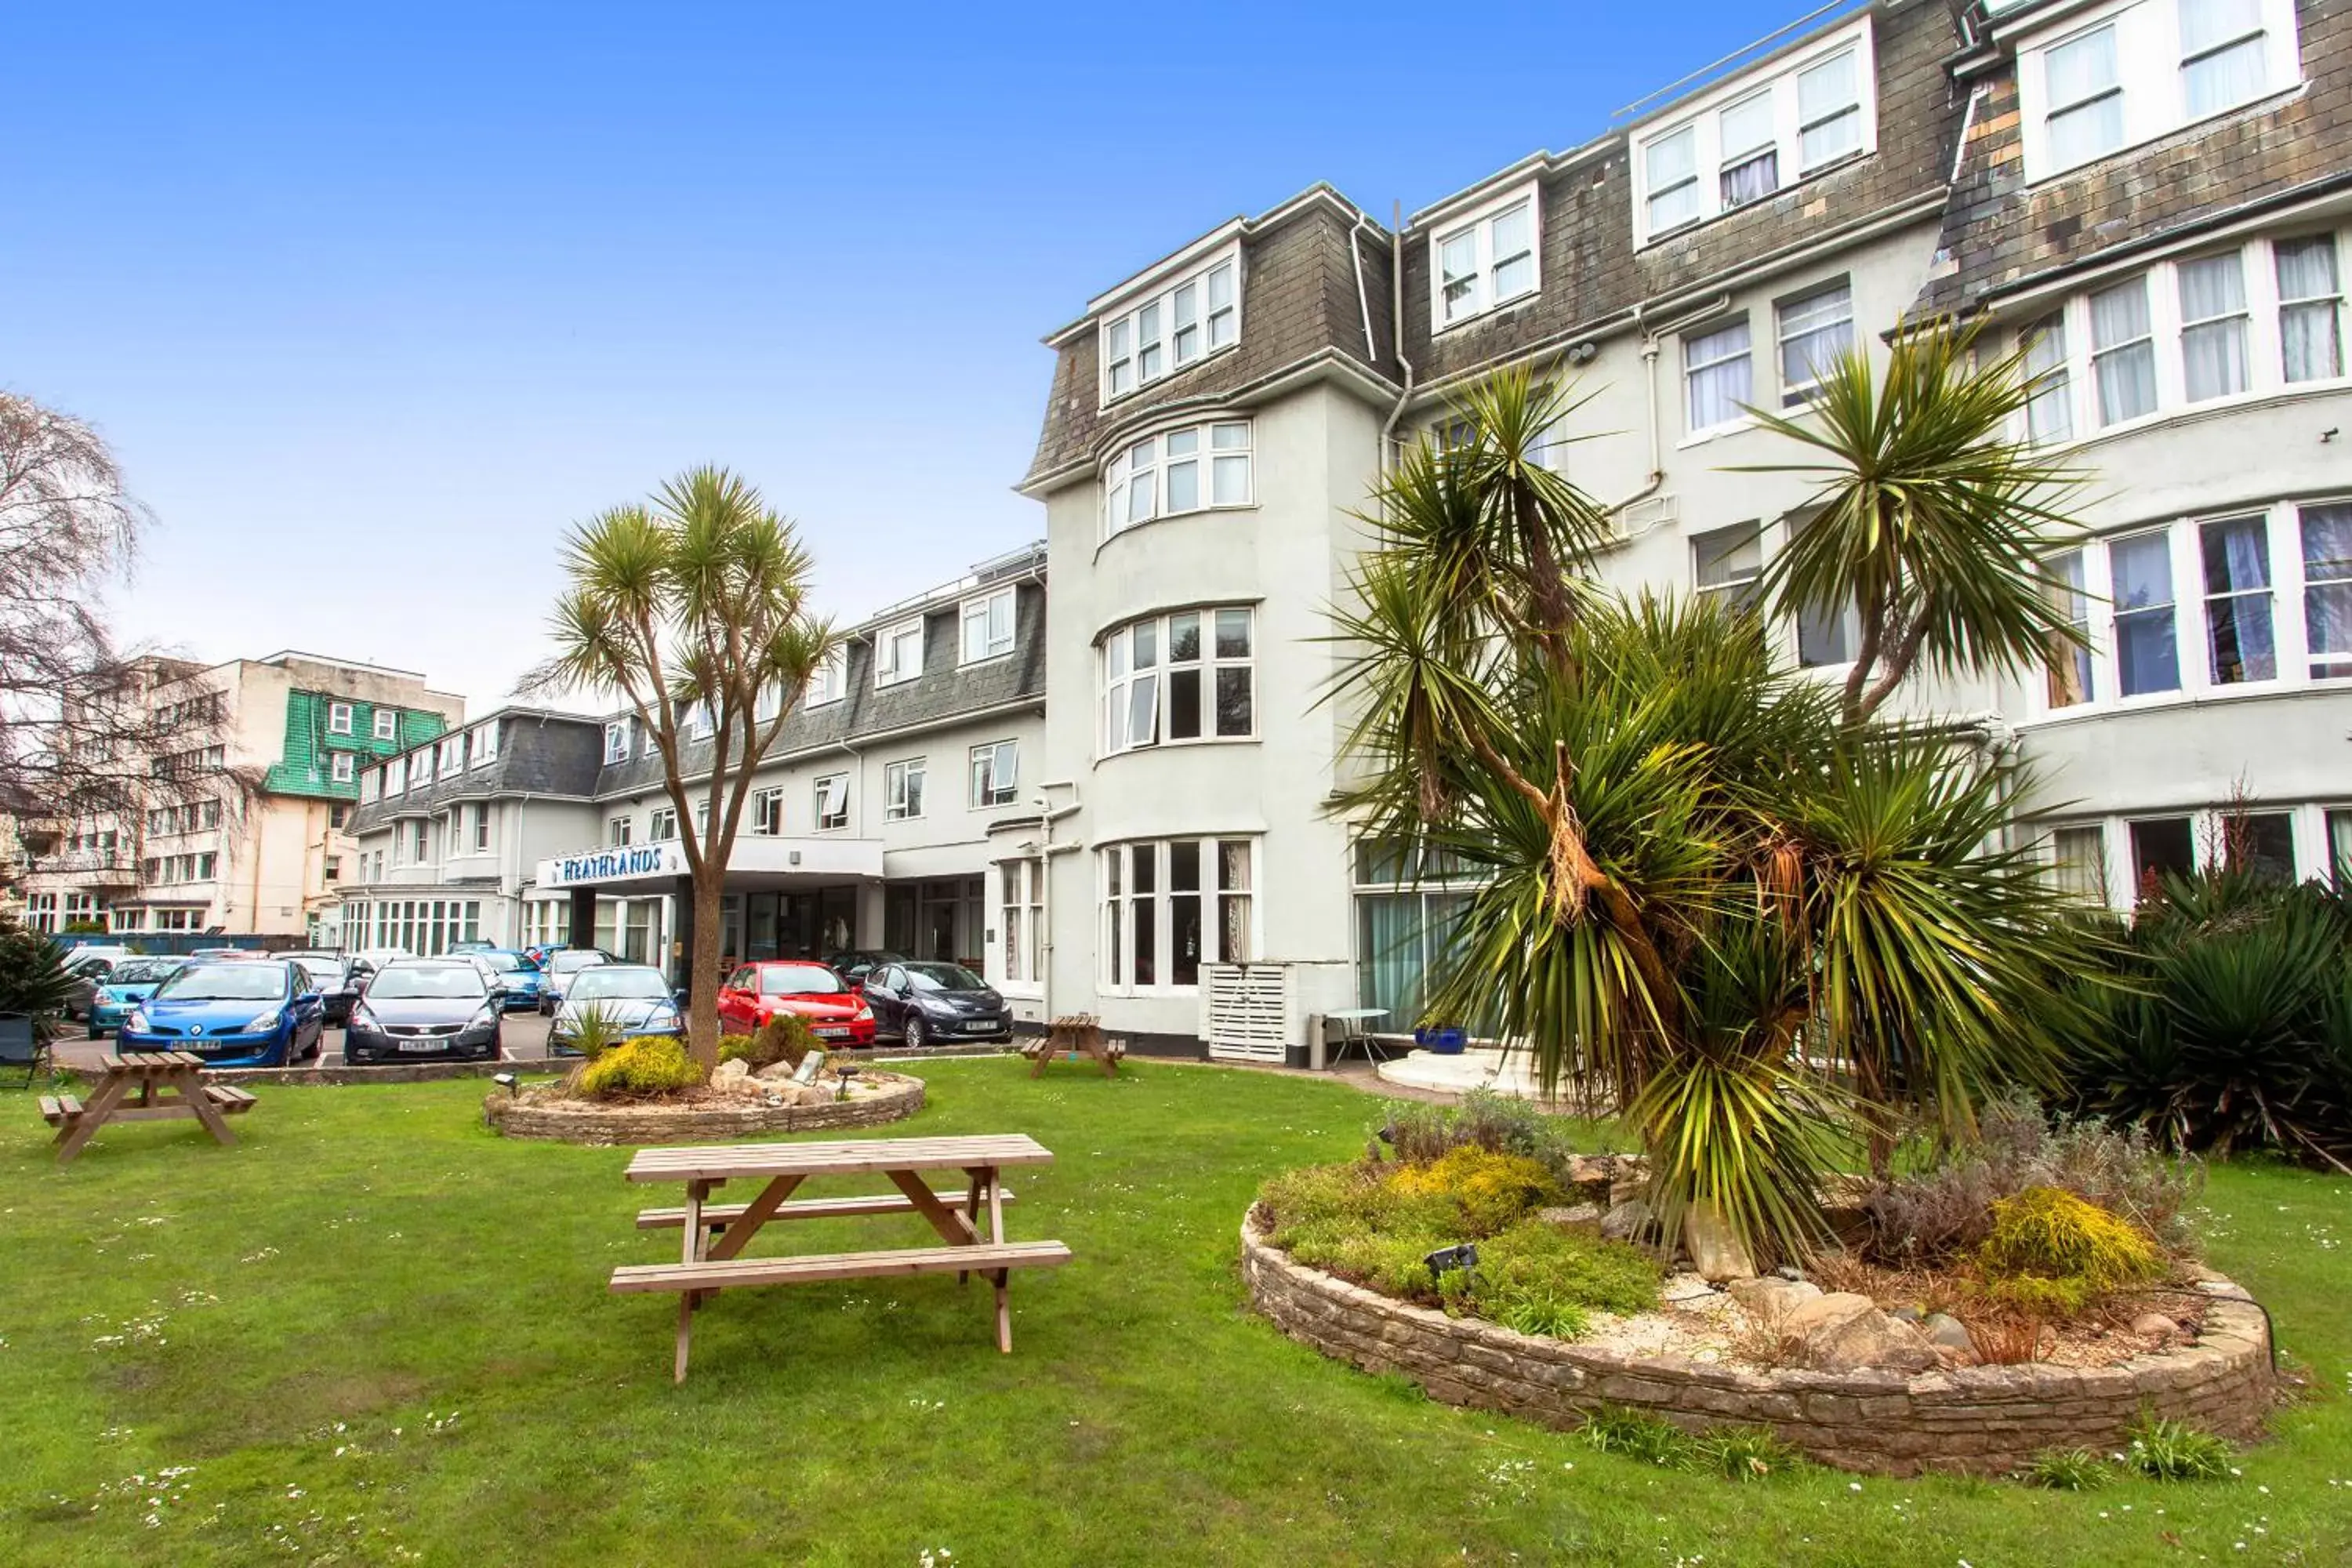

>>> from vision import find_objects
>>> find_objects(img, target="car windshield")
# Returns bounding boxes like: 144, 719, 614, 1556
906, 963, 988, 992
111, 960, 181, 986
761, 964, 844, 996
292, 960, 343, 988
368, 965, 488, 1000
154, 964, 289, 1002
480, 951, 537, 973
571, 967, 671, 1003
551, 952, 606, 975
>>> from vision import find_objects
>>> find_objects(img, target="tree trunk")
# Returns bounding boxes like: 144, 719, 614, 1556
684, 873, 726, 1069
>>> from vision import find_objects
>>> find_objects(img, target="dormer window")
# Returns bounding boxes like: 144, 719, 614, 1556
604, 720, 630, 764
2020, 0, 2301, 182
807, 648, 847, 707
960, 588, 1016, 664
1099, 246, 1241, 403
1431, 186, 1540, 331
877, 619, 924, 687
1633, 19, 1877, 245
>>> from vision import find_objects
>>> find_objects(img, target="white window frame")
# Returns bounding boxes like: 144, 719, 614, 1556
372, 709, 399, 741
807, 648, 847, 706
875, 619, 924, 688
960, 588, 1017, 665
750, 786, 785, 836
649, 806, 677, 842
1000, 857, 1043, 991
330, 753, 355, 784
970, 740, 1018, 808
884, 757, 927, 822
468, 724, 498, 768
473, 804, 492, 853
1101, 419, 1254, 540
603, 720, 630, 764
327, 702, 354, 735
608, 814, 633, 847
412, 747, 435, 786
1100, 606, 1256, 757
1775, 277, 1856, 405
2016, 0, 2303, 183
1427, 183, 1541, 332
1098, 243, 1242, 405
2006, 230, 2352, 447
813, 773, 849, 833
438, 735, 464, 774
1630, 18, 1878, 246
1098, 836, 1259, 993
1682, 315, 1755, 437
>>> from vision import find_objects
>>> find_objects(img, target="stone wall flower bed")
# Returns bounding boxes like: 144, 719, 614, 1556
1240, 1214, 2275, 1476
485, 1068, 924, 1145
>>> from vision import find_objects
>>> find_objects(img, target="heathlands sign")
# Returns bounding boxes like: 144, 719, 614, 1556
537, 842, 684, 889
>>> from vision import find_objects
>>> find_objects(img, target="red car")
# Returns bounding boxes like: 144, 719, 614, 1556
717, 960, 876, 1047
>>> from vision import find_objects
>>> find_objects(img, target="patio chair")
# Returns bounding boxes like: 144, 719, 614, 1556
0, 1012, 49, 1087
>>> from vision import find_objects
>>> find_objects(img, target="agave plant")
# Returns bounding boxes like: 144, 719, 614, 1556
1328, 358, 2095, 1260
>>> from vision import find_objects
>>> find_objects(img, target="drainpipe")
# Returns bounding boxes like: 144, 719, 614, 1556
1347, 208, 1380, 366
1379, 201, 1417, 474
1599, 292, 1730, 521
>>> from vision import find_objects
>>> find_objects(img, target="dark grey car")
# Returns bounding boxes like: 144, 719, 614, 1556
858, 961, 1011, 1048
343, 960, 503, 1065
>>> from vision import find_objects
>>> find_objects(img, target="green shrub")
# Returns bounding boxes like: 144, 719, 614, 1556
1380, 1089, 1588, 1183
566, 1004, 627, 1062
741, 1011, 819, 1069
714, 1033, 758, 1066
1468, 1218, 1661, 1319
1387, 1145, 1564, 1235
1864, 1091, 2204, 1265
2022, 1446, 2111, 1490
1689, 1427, 1802, 1483
576, 1036, 703, 1099
1577, 1406, 1693, 1468
2121, 1414, 2235, 1481
0, 915, 74, 1026
1978, 1186, 2164, 1291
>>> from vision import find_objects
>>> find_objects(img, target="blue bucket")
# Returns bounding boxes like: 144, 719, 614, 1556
1415, 1025, 1468, 1055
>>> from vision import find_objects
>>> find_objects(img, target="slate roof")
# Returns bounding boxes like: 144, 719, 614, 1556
347, 710, 604, 833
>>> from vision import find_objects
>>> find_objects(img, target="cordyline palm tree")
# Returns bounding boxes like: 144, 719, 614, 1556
1329, 361, 2089, 1261
528, 466, 833, 1068
1740, 320, 2089, 727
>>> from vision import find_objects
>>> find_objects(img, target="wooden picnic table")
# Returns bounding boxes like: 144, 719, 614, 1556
612, 1134, 1072, 1383
41, 1051, 257, 1166
1022, 1014, 1125, 1078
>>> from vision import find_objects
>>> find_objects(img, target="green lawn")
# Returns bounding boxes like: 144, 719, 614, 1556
2, 1061, 2347, 1567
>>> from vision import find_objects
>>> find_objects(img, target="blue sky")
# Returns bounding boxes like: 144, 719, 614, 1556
5, 2, 1831, 713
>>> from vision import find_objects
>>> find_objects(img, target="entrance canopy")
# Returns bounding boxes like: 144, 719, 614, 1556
534, 835, 884, 893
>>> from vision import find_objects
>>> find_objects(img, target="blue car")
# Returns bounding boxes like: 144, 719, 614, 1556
468, 949, 546, 1012
118, 960, 327, 1067
85, 957, 187, 1038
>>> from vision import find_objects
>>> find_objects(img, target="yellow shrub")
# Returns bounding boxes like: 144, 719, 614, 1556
1386, 1145, 1564, 1236
576, 1036, 703, 1099
1979, 1185, 2164, 1293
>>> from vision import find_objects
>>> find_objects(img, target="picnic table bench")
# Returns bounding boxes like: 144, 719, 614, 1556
1022, 1014, 1125, 1077
44, 1051, 255, 1165
613, 1133, 1071, 1382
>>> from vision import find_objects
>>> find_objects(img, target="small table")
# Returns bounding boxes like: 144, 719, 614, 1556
613, 1134, 1073, 1382
1324, 1008, 1393, 1065
42, 1052, 257, 1165
1022, 1014, 1125, 1078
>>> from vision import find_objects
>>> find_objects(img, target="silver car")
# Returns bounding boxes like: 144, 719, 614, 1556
548, 964, 683, 1057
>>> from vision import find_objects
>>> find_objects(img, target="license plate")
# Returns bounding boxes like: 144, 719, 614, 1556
397, 1040, 446, 1053
813, 1026, 848, 1039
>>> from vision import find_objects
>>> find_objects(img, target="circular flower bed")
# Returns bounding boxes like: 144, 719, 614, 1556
485, 1066, 924, 1145
1241, 1214, 2274, 1476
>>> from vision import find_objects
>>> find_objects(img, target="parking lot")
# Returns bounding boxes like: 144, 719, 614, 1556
54, 1005, 557, 1073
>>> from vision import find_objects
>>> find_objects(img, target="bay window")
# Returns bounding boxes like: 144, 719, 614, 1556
1101, 836, 1257, 989
2022, 314, 2074, 445
1353, 839, 1479, 1025
2199, 515, 2275, 684
2046, 549, 2095, 706
2111, 530, 2181, 695
1099, 248, 1240, 402
2303, 503, 2352, 678
2177, 252, 2250, 401
2090, 278, 2158, 425
1431, 187, 1539, 328
1102, 419, 1253, 538
2276, 236, 2343, 382
1101, 607, 1255, 753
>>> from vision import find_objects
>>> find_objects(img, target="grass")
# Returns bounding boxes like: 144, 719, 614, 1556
0, 1058, 2346, 1566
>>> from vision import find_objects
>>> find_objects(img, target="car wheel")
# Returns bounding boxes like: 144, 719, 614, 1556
904, 1014, 927, 1050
